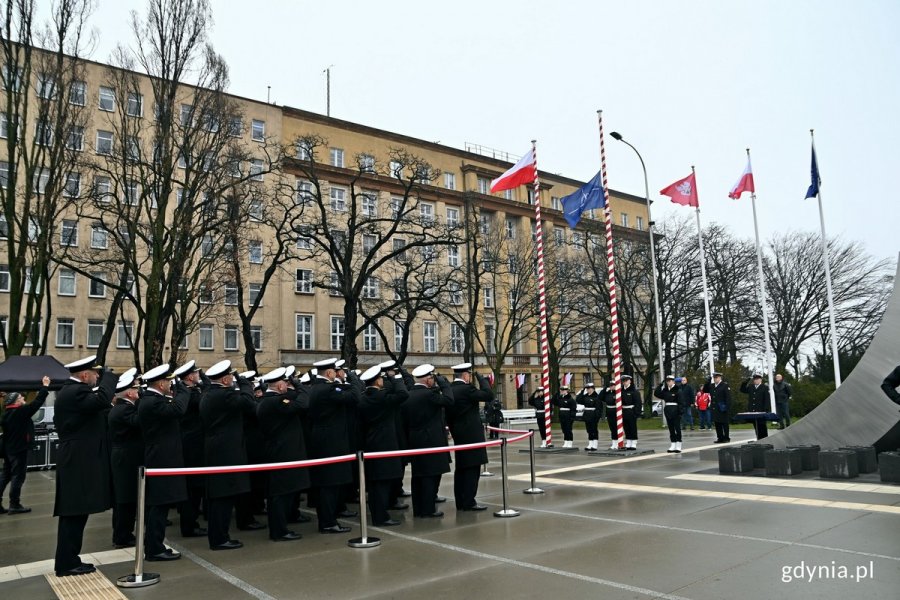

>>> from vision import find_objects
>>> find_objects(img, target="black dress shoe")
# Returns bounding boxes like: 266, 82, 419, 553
56, 564, 96, 577
373, 518, 401, 526
713, 440, 724, 444
319, 524, 351, 534
237, 521, 266, 531
417, 511, 444, 518
181, 527, 208, 537
389, 502, 409, 510
434, 497, 447, 504
210, 540, 243, 550
146, 549, 181, 561
337, 510, 358, 518
113, 539, 136, 549
460, 505, 488, 512
272, 532, 302, 541
288, 513, 312, 524
7, 504, 31, 514
165, 519, 173, 526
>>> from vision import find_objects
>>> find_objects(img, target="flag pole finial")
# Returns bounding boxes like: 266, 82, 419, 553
745, 147, 750, 155
531, 139, 536, 145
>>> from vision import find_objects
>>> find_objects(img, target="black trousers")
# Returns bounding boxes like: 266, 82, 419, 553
453, 465, 480, 509
0, 451, 27, 504
112, 501, 136, 545
235, 492, 256, 528
583, 414, 600, 440
665, 406, 682, 443
316, 485, 342, 529
777, 401, 791, 428
752, 419, 769, 440
267, 493, 291, 539
178, 485, 205, 535
606, 412, 618, 441
368, 479, 392, 524
622, 409, 638, 440
715, 421, 730, 442
388, 477, 403, 507
207, 496, 235, 547
559, 415, 574, 441
54, 514, 89, 573
145, 505, 169, 556
534, 411, 547, 440
411, 475, 440, 517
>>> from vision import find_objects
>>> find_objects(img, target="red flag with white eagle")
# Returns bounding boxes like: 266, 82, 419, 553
660, 172, 699, 207
728, 157, 755, 199
490, 148, 536, 193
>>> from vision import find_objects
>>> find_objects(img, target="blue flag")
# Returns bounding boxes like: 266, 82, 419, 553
560, 170, 605, 228
805, 146, 820, 199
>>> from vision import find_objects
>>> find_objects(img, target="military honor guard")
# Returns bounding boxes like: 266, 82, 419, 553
577, 382, 602, 452
108, 372, 143, 549
447, 363, 491, 511
740, 373, 770, 440
528, 387, 551, 448
553, 385, 577, 448
704, 372, 732, 443
620, 375, 643, 450
655, 375, 682, 453
52, 355, 117, 577
172, 360, 207, 538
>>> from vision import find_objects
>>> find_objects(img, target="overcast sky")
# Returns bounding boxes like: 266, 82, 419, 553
82, 0, 898, 266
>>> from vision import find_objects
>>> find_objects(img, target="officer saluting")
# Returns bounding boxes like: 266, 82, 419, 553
655, 375, 682, 453
553, 386, 577, 448
577, 382, 601, 452
740, 373, 770, 440
620, 375, 643, 450
108, 372, 143, 549
528, 387, 551, 448
172, 360, 207, 538
704, 372, 732, 443
52, 355, 117, 577
447, 363, 491, 512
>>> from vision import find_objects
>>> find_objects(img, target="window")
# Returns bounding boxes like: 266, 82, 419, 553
330, 316, 344, 351
296, 229, 312, 250
362, 276, 379, 299
198, 324, 214, 350
332, 229, 347, 252
296, 141, 310, 160
90, 225, 108, 249
117, 321, 135, 349
126, 136, 140, 163
224, 326, 239, 351
389, 160, 403, 177
362, 234, 377, 254
224, 282, 238, 305
444, 172, 456, 190
363, 322, 378, 351
248, 283, 262, 306
392, 278, 404, 301
330, 186, 346, 211
532, 221, 539, 241
180, 104, 193, 127
126, 92, 143, 117
198, 285, 214, 304
23, 318, 41, 347
551, 196, 561, 211
56, 318, 74, 347
88, 272, 106, 298
0, 114, 17, 139
394, 321, 406, 352
446, 207, 459, 228
330, 148, 344, 168
251, 119, 265, 141
249, 158, 264, 181
98, 86, 115, 111
86, 320, 104, 348
0, 161, 9, 186
423, 321, 437, 353
636, 216, 644, 231
60, 220, 78, 246
27, 215, 41, 241
572, 232, 583, 246
479, 212, 492, 234
554, 228, 564, 247
250, 326, 262, 351
228, 117, 242, 137
393, 238, 406, 260
621, 213, 629, 227
248, 240, 263, 264
449, 281, 462, 305
360, 154, 375, 173
1, 66, 22, 92
485, 322, 496, 354
329, 271, 341, 296
580, 330, 591, 354
36, 73, 56, 99
58, 268, 76, 296
289, 314, 313, 350
69, 80, 86, 106
390, 197, 402, 218
527, 189, 535, 205
504, 189, 515, 201
123, 180, 139, 205
419, 202, 434, 224
33, 169, 49, 194
421, 245, 436, 263
295, 269, 313, 294
362, 192, 378, 217
450, 323, 464, 353
96, 130, 113, 155
35, 120, 52, 146
203, 112, 219, 133
448, 245, 459, 267
66, 126, 84, 151
505, 217, 517, 239
0, 264, 8, 291
296, 179, 313, 205
484, 286, 494, 308
477, 177, 490, 194
249, 199, 263, 221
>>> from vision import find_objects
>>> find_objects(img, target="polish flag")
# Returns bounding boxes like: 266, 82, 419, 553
660, 172, 699, 208
490, 148, 536, 193
728, 157, 755, 199
516, 373, 526, 388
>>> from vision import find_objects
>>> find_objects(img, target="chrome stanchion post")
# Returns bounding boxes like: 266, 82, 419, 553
482, 426, 494, 477
493, 438, 520, 518
523, 431, 544, 495
117, 467, 160, 588
348, 452, 380, 548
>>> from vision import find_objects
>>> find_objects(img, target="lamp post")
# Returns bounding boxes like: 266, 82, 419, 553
610, 132, 665, 418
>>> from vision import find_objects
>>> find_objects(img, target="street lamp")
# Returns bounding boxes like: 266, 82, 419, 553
610, 132, 665, 414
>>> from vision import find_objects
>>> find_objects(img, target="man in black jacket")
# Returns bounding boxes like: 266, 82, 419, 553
528, 388, 551, 448
53, 355, 117, 577
740, 374, 770, 440
655, 375, 682, 453
704, 372, 732, 443
0, 376, 49, 514
553, 386, 577, 448
577, 383, 602, 452
447, 363, 491, 512
773, 374, 793, 429
620, 375, 643, 450
173, 360, 207, 538
108, 373, 143, 548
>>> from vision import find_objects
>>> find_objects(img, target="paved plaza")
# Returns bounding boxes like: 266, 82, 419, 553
1, 426, 898, 599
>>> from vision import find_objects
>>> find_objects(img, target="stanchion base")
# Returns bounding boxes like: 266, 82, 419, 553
116, 572, 160, 588
523, 487, 545, 494
348, 536, 381, 548
482, 470, 495, 477
493, 509, 521, 518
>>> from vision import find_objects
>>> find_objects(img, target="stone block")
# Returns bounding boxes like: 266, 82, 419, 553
818, 449, 859, 479
764, 448, 803, 477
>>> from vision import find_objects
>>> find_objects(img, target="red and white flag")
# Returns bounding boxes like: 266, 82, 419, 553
562, 372, 573, 387
660, 172, 699, 207
515, 373, 526, 388
728, 157, 755, 199
486, 371, 495, 387
490, 148, 536, 193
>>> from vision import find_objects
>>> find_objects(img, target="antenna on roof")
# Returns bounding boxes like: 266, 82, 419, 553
267, 85, 271, 104
323, 65, 334, 117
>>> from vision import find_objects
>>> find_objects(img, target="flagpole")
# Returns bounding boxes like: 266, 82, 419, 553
691, 166, 715, 379
810, 130, 842, 388
530, 140, 554, 446
746, 149, 777, 413
597, 111, 625, 449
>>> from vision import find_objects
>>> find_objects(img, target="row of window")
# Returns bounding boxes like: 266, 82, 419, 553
294, 315, 462, 354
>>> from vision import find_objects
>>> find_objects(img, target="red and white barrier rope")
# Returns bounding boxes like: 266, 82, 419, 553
486, 425, 532, 435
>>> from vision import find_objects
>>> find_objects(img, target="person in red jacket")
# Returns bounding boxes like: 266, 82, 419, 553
0, 376, 50, 514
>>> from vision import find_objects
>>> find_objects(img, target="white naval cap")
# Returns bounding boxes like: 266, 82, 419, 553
238, 370, 256, 380
665, 374, 675, 380
585, 382, 595, 388
299, 372, 311, 384
335, 359, 346, 370
121, 366, 138, 380
412, 364, 435, 378
116, 372, 140, 392
284, 365, 296, 379
313, 358, 338, 369
451, 362, 473, 373
378, 360, 397, 370
64, 355, 99, 373
360, 365, 383, 383
206, 359, 232, 379
172, 360, 198, 378
261, 367, 288, 383
142, 363, 173, 384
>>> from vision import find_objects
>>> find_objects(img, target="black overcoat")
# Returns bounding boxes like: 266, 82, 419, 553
180, 385, 205, 489
200, 380, 254, 498
401, 380, 454, 478
138, 385, 188, 506
358, 376, 409, 481
307, 378, 355, 487
108, 399, 144, 504
703, 381, 732, 424
447, 379, 491, 468
740, 381, 770, 412
257, 388, 310, 496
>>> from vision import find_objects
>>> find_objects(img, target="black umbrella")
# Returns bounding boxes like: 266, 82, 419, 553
0, 355, 72, 392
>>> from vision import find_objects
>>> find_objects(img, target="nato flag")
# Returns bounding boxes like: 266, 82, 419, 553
560, 170, 605, 229
805, 146, 820, 199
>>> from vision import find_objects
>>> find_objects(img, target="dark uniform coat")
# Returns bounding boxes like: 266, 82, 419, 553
257, 388, 310, 495
401, 380, 454, 477
653, 384, 681, 411
577, 390, 602, 420
108, 399, 144, 504
704, 380, 732, 424
620, 385, 643, 413
553, 392, 578, 414
53, 372, 117, 517
200, 380, 255, 499
358, 376, 409, 481
180, 384, 205, 488
447, 377, 492, 468
1, 387, 48, 455
138, 385, 189, 506
307, 377, 355, 487
740, 381, 770, 412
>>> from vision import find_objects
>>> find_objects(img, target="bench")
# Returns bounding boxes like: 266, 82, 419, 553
500, 408, 538, 429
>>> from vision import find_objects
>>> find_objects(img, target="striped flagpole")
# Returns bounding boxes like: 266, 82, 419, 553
530, 140, 553, 447
597, 111, 625, 448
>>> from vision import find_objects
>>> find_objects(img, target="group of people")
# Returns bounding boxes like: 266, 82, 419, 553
38, 354, 497, 578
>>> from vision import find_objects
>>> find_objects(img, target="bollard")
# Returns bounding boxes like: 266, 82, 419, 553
481, 426, 494, 476
493, 439, 520, 518
522, 430, 544, 495
117, 467, 160, 588
348, 452, 381, 548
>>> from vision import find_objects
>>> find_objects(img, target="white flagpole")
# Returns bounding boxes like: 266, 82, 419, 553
691, 167, 715, 379
810, 130, 842, 388
746, 149, 777, 413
